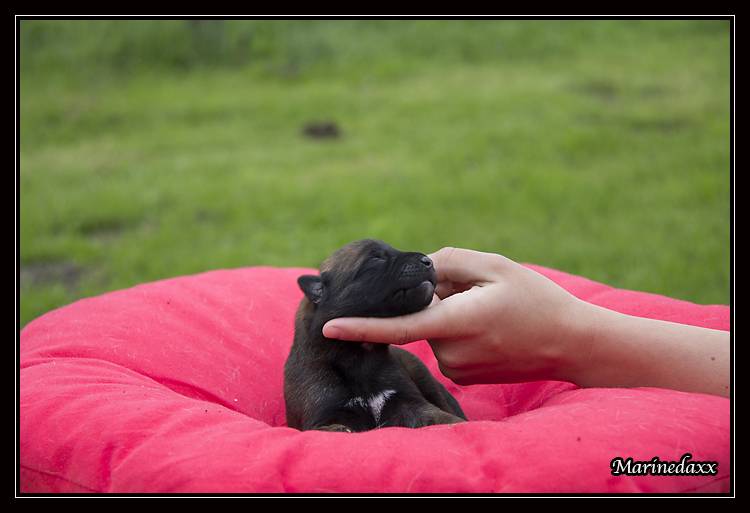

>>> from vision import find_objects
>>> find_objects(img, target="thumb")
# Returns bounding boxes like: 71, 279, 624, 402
429, 247, 509, 285
323, 296, 464, 345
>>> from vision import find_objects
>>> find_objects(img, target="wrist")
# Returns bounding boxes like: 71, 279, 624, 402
552, 297, 610, 385
556, 299, 653, 390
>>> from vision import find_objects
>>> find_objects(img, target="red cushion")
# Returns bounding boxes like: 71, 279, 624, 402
20, 265, 730, 493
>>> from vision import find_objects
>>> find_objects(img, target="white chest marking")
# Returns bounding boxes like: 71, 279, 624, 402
346, 389, 397, 424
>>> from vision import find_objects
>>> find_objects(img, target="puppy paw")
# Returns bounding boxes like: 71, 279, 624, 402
417, 406, 467, 427
316, 424, 353, 433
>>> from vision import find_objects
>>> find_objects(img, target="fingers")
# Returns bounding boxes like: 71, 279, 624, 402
322, 297, 466, 345
322, 247, 511, 345
428, 247, 510, 286
434, 280, 473, 300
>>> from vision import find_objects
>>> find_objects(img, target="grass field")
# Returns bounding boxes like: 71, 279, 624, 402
19, 20, 731, 327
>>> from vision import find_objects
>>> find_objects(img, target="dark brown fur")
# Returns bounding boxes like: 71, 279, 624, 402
284, 239, 466, 432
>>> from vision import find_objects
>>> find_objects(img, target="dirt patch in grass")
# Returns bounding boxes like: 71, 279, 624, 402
20, 261, 86, 291
77, 217, 131, 243
301, 121, 341, 140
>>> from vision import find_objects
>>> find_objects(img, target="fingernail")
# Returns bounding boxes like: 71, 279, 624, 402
323, 325, 342, 339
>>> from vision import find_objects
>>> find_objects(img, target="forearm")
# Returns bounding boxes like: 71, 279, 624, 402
564, 300, 730, 398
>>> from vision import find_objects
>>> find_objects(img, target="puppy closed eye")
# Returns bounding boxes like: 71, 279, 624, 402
353, 257, 387, 280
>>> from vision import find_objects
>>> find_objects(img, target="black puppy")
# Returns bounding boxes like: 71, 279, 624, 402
284, 239, 467, 432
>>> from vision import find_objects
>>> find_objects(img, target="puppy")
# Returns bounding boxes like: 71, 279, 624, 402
284, 239, 466, 432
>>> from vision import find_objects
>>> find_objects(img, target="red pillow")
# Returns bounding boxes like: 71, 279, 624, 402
19, 265, 730, 493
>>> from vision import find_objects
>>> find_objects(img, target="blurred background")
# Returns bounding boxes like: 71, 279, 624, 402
19, 20, 730, 326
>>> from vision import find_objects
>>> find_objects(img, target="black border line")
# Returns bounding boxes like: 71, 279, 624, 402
14, 13, 735, 500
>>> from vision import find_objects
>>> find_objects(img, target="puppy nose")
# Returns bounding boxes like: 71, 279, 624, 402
420, 255, 433, 268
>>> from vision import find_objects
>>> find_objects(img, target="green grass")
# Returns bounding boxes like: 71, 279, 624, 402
19, 20, 731, 326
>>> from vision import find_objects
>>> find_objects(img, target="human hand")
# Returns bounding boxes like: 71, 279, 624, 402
322, 247, 587, 385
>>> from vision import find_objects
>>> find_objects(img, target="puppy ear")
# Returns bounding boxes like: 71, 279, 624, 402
298, 275, 325, 304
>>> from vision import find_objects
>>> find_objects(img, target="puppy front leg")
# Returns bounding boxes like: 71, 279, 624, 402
391, 347, 467, 420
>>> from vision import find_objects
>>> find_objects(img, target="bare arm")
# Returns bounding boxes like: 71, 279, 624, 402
569, 301, 730, 397
323, 247, 730, 398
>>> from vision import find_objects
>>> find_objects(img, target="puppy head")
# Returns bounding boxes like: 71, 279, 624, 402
298, 239, 437, 320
